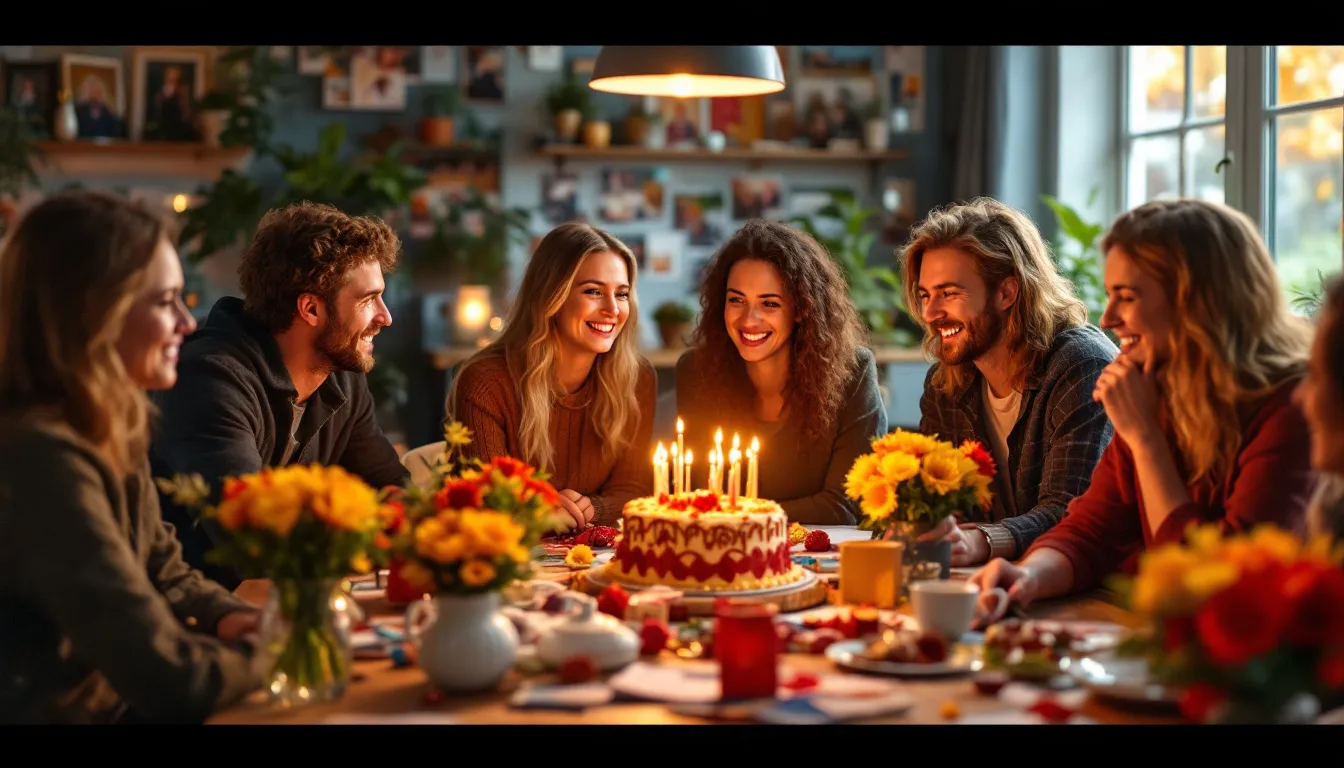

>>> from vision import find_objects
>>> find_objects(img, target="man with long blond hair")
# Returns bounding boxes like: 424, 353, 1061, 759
900, 197, 1117, 566
150, 202, 410, 589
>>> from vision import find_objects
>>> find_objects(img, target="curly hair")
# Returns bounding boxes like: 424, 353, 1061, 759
238, 202, 401, 333
689, 219, 867, 441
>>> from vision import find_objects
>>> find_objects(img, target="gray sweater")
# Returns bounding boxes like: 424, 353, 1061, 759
0, 419, 261, 724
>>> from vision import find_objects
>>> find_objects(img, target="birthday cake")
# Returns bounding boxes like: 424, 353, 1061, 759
604, 491, 805, 592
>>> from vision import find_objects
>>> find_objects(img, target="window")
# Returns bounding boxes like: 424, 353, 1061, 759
1123, 46, 1228, 208
1263, 46, 1344, 295
1121, 46, 1344, 301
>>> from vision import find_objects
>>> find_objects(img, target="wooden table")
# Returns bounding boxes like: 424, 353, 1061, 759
212, 557, 1180, 725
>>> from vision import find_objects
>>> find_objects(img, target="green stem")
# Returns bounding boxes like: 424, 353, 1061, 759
269, 579, 350, 701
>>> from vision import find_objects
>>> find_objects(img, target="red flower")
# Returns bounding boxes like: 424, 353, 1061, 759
435, 479, 484, 510
490, 456, 533, 480
1178, 682, 1227, 723
962, 441, 996, 477
1194, 569, 1291, 666
522, 477, 560, 506
691, 492, 720, 512
1318, 650, 1344, 689
1282, 561, 1344, 647
380, 499, 406, 534
222, 478, 248, 501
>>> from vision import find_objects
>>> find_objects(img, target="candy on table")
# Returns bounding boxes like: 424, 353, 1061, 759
639, 618, 672, 656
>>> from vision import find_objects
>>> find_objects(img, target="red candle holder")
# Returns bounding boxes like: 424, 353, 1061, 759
714, 598, 779, 701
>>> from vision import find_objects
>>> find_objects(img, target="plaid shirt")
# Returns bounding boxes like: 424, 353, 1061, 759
919, 324, 1118, 559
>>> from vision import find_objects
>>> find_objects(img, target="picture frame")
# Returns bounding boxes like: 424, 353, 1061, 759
463, 46, 506, 102
60, 52, 127, 140
130, 47, 211, 142
3, 60, 60, 138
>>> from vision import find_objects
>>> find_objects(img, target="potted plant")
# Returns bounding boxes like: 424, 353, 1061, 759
788, 193, 916, 346
420, 86, 462, 147
426, 189, 531, 296
544, 76, 591, 143
582, 115, 612, 149
195, 46, 289, 151
653, 300, 696, 350
0, 106, 44, 240
624, 100, 654, 146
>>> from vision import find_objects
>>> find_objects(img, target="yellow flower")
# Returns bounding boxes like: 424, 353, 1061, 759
509, 545, 533, 564
788, 522, 808, 545
860, 480, 898, 523
1131, 543, 1204, 615
879, 450, 921, 485
968, 471, 994, 510
1248, 524, 1304, 563
845, 454, 882, 499
245, 483, 304, 536
872, 429, 941, 459
1180, 560, 1240, 602
565, 544, 596, 567
349, 554, 372, 574
919, 448, 965, 495
444, 421, 474, 448
458, 509, 525, 559
460, 559, 497, 587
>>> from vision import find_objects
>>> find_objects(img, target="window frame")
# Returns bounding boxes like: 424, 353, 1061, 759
1119, 45, 1231, 212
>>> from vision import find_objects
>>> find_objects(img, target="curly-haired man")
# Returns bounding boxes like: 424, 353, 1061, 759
151, 202, 410, 589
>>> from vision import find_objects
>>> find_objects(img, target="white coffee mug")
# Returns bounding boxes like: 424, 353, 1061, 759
910, 580, 1009, 641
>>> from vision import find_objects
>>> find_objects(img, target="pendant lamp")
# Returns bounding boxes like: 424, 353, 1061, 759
588, 46, 785, 99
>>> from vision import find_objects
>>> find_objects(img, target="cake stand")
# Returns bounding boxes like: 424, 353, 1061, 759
576, 563, 829, 616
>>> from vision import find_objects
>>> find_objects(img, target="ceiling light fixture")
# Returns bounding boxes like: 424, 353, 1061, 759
588, 46, 785, 99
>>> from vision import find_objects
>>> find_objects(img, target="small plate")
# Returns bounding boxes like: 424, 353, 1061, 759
825, 639, 982, 677
1071, 654, 1180, 706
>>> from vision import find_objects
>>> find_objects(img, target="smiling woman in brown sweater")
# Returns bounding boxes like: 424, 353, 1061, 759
0, 191, 261, 724
449, 223, 656, 528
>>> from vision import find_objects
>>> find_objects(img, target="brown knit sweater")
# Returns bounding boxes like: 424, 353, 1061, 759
451, 351, 657, 526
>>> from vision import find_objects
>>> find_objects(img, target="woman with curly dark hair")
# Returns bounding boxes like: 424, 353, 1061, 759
674, 219, 887, 524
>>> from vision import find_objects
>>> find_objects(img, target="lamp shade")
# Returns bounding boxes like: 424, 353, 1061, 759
588, 46, 785, 99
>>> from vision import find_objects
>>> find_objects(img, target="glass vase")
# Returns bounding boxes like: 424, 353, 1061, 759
258, 578, 356, 707
882, 519, 953, 600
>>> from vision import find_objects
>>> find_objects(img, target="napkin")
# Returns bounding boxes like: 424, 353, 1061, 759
509, 682, 615, 710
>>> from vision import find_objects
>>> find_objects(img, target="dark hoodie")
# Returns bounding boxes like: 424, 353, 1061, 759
149, 297, 409, 589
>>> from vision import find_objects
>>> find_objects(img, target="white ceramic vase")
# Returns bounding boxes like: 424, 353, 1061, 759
406, 592, 519, 693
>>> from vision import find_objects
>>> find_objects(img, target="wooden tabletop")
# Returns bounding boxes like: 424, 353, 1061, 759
212, 567, 1181, 726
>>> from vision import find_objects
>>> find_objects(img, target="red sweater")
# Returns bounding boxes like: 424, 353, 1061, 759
1025, 376, 1315, 592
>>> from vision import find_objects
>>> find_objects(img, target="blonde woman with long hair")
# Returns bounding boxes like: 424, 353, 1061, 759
448, 222, 655, 529
0, 191, 261, 723
971, 198, 1315, 618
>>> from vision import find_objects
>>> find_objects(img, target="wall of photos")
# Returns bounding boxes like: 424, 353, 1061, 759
1, 44, 950, 436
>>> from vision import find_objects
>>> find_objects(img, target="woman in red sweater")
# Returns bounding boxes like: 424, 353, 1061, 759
970, 199, 1315, 615
447, 222, 656, 530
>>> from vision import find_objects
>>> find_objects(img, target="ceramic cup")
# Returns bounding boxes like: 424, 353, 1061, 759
839, 540, 904, 609
910, 580, 1008, 641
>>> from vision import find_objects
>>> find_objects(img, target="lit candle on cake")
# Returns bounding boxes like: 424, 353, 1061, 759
713, 429, 725, 495
747, 437, 759, 498
684, 449, 693, 493
728, 446, 742, 509
675, 417, 685, 495
653, 443, 668, 496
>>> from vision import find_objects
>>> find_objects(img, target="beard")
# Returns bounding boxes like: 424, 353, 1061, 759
932, 304, 1006, 366
315, 307, 377, 373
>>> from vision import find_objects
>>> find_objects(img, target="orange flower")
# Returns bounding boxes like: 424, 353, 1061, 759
522, 477, 559, 506
490, 456, 533, 480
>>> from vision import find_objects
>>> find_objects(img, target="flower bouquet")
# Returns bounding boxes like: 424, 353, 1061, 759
157, 465, 400, 707
1110, 524, 1344, 723
387, 421, 565, 692
843, 428, 996, 581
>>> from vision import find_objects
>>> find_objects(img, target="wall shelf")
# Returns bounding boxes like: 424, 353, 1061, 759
33, 141, 252, 180
536, 143, 907, 167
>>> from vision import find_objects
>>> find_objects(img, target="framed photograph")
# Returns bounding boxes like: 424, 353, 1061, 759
527, 46, 562, 72
598, 167, 668, 223
61, 53, 127, 140
297, 46, 333, 75
793, 75, 878, 147
645, 230, 687, 282
131, 47, 210, 142
730, 175, 784, 220
348, 47, 408, 111
541, 171, 579, 225
3, 61, 60, 138
673, 191, 727, 246
420, 46, 457, 83
799, 46, 873, 77
463, 46, 506, 102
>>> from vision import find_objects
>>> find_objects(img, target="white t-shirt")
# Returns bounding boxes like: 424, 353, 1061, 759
981, 377, 1022, 515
